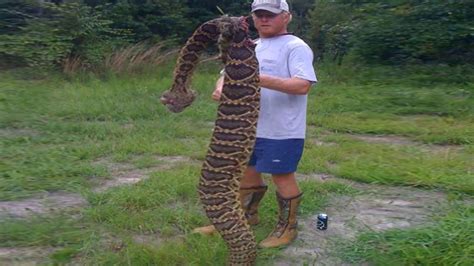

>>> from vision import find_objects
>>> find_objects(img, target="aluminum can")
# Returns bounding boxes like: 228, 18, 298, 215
317, 213, 328, 230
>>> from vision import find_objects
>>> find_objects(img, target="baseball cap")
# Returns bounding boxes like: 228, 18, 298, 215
251, 0, 290, 14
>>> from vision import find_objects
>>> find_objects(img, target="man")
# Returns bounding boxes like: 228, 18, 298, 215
195, 0, 317, 248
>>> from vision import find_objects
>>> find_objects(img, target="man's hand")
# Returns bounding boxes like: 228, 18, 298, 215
239, 16, 250, 32
212, 76, 224, 101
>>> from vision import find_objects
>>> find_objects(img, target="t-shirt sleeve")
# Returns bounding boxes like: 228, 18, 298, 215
288, 45, 318, 83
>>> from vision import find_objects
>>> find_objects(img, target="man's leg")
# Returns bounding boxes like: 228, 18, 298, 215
272, 172, 300, 197
259, 172, 302, 248
241, 166, 265, 188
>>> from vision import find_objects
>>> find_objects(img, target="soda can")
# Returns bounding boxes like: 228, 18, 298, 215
317, 213, 328, 230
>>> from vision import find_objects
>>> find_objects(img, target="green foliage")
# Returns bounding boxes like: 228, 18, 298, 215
0, 0, 254, 70
287, 0, 316, 37
0, 1, 127, 68
351, 1, 474, 64
0, 0, 36, 34
92, 0, 251, 43
2, 0, 474, 69
0, 0, 39, 67
306, 0, 357, 62
97, 0, 190, 42
186, 0, 252, 18
305, 0, 474, 64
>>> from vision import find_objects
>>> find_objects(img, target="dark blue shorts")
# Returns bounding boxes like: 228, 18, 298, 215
248, 138, 305, 175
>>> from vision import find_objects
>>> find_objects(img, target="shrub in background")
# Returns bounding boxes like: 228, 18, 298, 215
349, 0, 474, 64
305, 0, 357, 63
304, 0, 474, 65
1, 0, 473, 72
0, 1, 128, 69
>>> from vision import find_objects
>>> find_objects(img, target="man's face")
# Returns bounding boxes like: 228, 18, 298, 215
252, 10, 290, 38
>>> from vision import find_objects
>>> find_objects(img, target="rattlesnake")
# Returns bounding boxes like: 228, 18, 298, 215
160, 16, 260, 265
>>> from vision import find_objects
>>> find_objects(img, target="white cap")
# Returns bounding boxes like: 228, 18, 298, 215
251, 0, 289, 14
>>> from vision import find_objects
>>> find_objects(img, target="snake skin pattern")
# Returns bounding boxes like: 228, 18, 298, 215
160, 16, 260, 265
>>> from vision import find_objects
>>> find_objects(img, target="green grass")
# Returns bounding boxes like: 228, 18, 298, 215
337, 203, 474, 265
77, 179, 353, 265
86, 165, 204, 233
0, 215, 93, 247
311, 62, 474, 145
300, 134, 474, 194
1, 61, 474, 264
0, 64, 218, 200
309, 83, 474, 144
0, 214, 96, 265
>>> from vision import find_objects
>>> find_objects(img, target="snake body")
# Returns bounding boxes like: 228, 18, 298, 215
161, 16, 260, 265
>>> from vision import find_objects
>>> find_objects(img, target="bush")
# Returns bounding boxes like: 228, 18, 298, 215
0, 1, 128, 69
305, 0, 474, 65
350, 1, 474, 64
305, 0, 358, 63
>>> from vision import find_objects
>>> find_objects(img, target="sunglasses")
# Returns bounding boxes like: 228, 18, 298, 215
253, 11, 280, 19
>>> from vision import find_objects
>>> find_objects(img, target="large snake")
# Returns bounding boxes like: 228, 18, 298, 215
160, 16, 260, 265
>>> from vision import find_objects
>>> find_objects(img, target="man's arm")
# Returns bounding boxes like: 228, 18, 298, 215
212, 73, 311, 101
260, 74, 312, 95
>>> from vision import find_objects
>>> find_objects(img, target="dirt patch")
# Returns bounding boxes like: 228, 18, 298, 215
276, 174, 448, 265
348, 134, 463, 153
0, 247, 56, 265
0, 155, 195, 220
132, 233, 165, 247
0, 192, 87, 219
308, 138, 337, 147
132, 232, 185, 248
92, 155, 194, 192
0, 128, 40, 138
350, 134, 416, 146
309, 132, 464, 153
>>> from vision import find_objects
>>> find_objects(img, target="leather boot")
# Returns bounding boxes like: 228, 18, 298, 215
192, 185, 268, 235
259, 192, 302, 248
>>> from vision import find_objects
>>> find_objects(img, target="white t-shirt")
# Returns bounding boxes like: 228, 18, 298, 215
255, 34, 317, 140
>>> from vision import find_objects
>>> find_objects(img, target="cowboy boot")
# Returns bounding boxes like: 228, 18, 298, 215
192, 185, 268, 235
259, 192, 302, 248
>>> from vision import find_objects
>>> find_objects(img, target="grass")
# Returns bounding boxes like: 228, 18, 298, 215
1, 61, 473, 264
309, 83, 474, 144
300, 134, 474, 194
86, 165, 204, 233
311, 62, 474, 145
77, 179, 353, 265
0, 215, 94, 247
337, 203, 474, 265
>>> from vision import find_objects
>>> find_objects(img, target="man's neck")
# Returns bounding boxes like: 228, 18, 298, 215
259, 32, 292, 38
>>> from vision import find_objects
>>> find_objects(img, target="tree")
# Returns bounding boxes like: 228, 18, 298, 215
304, 0, 474, 64
0, 1, 125, 68
351, 0, 474, 64
305, 0, 357, 62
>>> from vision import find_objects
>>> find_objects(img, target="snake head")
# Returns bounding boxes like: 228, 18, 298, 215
160, 88, 197, 113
